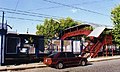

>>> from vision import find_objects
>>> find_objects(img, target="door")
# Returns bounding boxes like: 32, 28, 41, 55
57, 52, 67, 64
66, 52, 78, 65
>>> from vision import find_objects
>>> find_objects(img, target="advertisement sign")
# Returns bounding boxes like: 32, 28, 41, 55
73, 41, 81, 53
52, 40, 61, 52
63, 40, 72, 52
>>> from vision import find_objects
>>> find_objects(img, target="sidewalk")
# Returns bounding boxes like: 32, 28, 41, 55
0, 55, 120, 71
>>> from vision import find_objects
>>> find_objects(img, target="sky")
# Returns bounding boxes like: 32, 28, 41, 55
0, 0, 120, 34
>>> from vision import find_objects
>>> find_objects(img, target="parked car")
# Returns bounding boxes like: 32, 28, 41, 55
44, 52, 88, 69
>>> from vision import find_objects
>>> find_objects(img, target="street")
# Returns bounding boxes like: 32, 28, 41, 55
4, 59, 120, 72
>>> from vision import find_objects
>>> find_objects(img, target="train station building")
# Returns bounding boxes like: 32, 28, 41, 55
51, 23, 119, 58
0, 22, 119, 65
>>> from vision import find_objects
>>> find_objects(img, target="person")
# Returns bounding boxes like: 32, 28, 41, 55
80, 37, 85, 54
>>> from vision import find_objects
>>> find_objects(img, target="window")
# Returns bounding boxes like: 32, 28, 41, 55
59, 53, 66, 58
48, 52, 58, 58
6, 37, 20, 54
67, 52, 75, 58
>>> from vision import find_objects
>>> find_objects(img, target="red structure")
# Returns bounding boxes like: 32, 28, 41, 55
61, 23, 113, 58
61, 29, 91, 40
61, 24, 93, 40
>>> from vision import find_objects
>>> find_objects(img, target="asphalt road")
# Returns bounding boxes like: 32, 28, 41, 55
5, 59, 120, 72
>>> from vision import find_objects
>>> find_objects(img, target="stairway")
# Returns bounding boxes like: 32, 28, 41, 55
90, 39, 105, 58
81, 27, 106, 58
82, 38, 105, 58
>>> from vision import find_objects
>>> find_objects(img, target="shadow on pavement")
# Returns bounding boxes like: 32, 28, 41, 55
50, 62, 93, 69
65, 62, 93, 69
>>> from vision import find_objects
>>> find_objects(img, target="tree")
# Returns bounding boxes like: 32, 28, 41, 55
36, 18, 59, 38
111, 5, 120, 46
36, 17, 80, 39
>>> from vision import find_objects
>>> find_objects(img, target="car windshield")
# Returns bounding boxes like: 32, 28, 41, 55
48, 52, 58, 58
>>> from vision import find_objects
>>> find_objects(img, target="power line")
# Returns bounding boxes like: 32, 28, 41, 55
0, 7, 106, 24
0, 7, 61, 18
28, 6, 62, 11
43, 0, 110, 17
0, 10, 103, 25
0, 15, 44, 22
0, 6, 107, 23
0, 11, 106, 26
28, 0, 105, 11
11, 0, 20, 27
0, 10, 53, 19
15, 0, 20, 10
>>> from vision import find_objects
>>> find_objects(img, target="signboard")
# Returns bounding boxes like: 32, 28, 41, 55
29, 46, 35, 54
6, 37, 18, 54
52, 40, 61, 52
73, 41, 81, 53
63, 40, 72, 52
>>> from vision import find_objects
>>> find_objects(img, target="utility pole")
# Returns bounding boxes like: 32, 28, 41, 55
0, 11, 5, 65
2, 12, 4, 29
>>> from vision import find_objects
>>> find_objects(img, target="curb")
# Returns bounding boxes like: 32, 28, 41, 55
0, 63, 47, 71
88, 56, 120, 62
0, 56, 120, 71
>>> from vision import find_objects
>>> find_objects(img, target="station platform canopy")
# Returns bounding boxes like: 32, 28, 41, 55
88, 26, 112, 38
64, 23, 113, 31
88, 27, 105, 37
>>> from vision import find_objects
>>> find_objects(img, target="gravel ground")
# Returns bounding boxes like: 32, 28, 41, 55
3, 59, 120, 72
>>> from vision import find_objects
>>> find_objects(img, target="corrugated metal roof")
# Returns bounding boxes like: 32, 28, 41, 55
64, 23, 113, 30
88, 27, 105, 37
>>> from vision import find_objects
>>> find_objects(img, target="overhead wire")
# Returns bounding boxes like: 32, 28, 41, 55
15, 0, 20, 11
0, 0, 44, 22
0, 0, 112, 22
0, 15, 44, 22
0, 10, 53, 19
0, 7, 61, 18
0, 8, 100, 24
0, 1, 108, 24
43, 0, 110, 17
28, 0, 105, 11
9, 0, 20, 28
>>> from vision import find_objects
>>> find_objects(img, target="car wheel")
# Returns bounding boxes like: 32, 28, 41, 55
81, 60, 86, 66
56, 62, 64, 69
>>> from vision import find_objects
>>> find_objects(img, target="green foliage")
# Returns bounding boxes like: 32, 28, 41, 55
103, 30, 112, 35
112, 24, 120, 45
111, 4, 120, 46
111, 5, 120, 25
83, 26, 93, 30
36, 17, 80, 39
